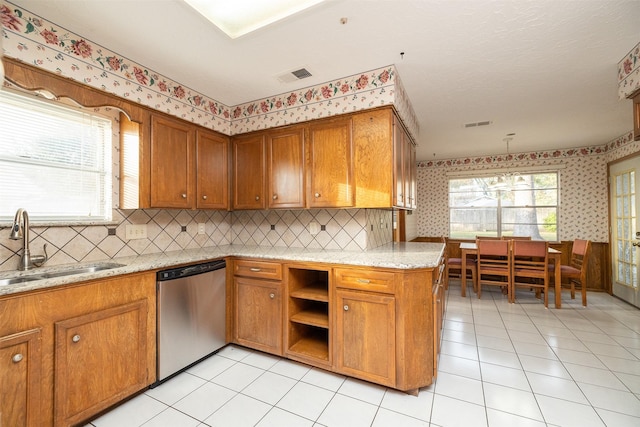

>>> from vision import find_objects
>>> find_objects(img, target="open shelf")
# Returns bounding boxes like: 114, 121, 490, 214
289, 282, 328, 302
287, 267, 331, 363
288, 327, 329, 361
290, 309, 329, 328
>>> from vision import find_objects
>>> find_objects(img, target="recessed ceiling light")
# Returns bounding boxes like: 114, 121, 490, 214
184, 0, 325, 39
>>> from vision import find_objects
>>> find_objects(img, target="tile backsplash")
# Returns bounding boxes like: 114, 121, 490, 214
0, 208, 393, 272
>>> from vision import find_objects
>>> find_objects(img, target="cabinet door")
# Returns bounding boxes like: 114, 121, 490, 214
352, 109, 394, 208
0, 329, 42, 427
267, 126, 305, 208
393, 116, 406, 208
150, 114, 194, 208
197, 129, 229, 209
233, 134, 266, 209
335, 289, 396, 387
308, 118, 354, 207
54, 300, 148, 427
235, 277, 282, 355
404, 133, 416, 209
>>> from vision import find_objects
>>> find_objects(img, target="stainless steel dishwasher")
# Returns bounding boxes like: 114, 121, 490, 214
154, 260, 226, 385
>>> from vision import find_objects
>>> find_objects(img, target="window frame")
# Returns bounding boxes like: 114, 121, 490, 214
0, 87, 116, 225
448, 170, 560, 241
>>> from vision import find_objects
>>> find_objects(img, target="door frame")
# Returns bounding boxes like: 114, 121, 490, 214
608, 151, 640, 308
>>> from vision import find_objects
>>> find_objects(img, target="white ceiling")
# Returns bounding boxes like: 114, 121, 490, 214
10, 0, 640, 161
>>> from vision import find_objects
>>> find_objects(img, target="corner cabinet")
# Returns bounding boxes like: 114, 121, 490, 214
232, 134, 266, 209
233, 259, 283, 355
267, 126, 306, 209
0, 272, 156, 427
196, 129, 229, 209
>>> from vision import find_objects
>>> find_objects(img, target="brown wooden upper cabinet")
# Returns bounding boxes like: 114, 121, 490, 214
196, 129, 229, 209
308, 117, 355, 208
149, 114, 230, 210
232, 133, 266, 209
352, 107, 417, 209
150, 114, 194, 209
267, 126, 305, 209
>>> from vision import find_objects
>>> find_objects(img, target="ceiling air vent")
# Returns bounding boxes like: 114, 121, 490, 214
276, 68, 313, 83
464, 120, 493, 128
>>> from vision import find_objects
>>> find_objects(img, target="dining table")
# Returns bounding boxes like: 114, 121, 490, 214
459, 241, 563, 308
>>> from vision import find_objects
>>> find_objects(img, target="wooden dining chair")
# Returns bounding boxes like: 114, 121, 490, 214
511, 240, 549, 307
503, 236, 532, 240
476, 239, 511, 299
551, 239, 591, 306
442, 237, 477, 294
476, 235, 501, 240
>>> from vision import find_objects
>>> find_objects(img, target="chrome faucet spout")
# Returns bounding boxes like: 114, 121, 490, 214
9, 208, 48, 271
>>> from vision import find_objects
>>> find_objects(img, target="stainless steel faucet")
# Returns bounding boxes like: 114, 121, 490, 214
9, 208, 48, 270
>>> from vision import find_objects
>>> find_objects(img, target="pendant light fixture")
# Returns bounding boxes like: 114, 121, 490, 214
490, 136, 527, 190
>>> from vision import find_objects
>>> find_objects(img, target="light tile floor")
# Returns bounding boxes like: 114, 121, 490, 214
87, 281, 640, 426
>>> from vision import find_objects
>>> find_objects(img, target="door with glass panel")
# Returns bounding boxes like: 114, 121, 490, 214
609, 155, 640, 308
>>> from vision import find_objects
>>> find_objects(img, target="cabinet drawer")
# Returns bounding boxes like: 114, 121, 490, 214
334, 268, 396, 294
234, 259, 283, 280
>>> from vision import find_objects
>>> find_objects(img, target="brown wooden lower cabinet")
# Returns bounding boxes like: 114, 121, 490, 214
335, 289, 396, 387
0, 328, 42, 427
0, 272, 156, 427
234, 277, 283, 355
230, 258, 443, 393
54, 300, 149, 426
233, 259, 284, 356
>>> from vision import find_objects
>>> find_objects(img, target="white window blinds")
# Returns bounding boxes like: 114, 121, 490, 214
0, 89, 112, 222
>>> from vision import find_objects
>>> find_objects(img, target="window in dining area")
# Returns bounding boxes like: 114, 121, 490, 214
449, 172, 558, 241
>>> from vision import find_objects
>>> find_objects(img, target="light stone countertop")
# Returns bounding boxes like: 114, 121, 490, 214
0, 242, 444, 297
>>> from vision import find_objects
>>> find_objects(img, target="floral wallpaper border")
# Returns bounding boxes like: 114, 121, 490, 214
0, 1, 419, 139
618, 41, 640, 99
417, 132, 635, 169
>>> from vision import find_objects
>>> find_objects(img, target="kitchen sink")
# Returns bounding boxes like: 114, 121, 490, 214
41, 263, 125, 278
0, 262, 125, 286
0, 276, 44, 286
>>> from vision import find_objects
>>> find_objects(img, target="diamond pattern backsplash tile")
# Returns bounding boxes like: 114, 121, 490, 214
0, 208, 392, 272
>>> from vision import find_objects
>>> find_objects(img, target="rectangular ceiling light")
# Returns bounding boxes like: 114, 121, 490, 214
184, 0, 325, 39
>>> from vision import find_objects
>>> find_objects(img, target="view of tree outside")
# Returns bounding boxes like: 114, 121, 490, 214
449, 172, 558, 240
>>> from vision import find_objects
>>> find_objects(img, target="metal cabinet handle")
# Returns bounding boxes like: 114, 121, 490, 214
72, 334, 81, 343
356, 278, 371, 284
272, 194, 278, 200
314, 192, 321, 198
202, 195, 208, 200
269, 293, 275, 299
343, 305, 349, 311
12, 353, 23, 363
181, 193, 187, 199
250, 268, 261, 272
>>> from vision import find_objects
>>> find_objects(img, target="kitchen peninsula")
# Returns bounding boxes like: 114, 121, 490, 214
0, 242, 444, 426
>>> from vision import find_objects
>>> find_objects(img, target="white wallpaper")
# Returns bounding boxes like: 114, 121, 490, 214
416, 132, 639, 243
